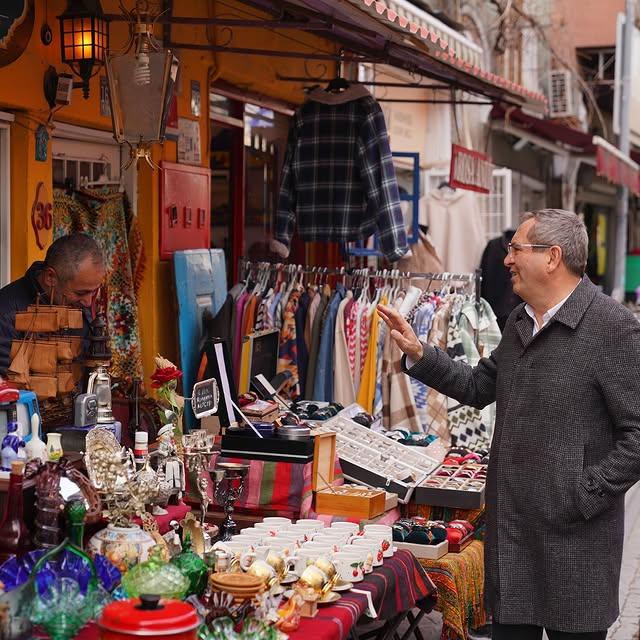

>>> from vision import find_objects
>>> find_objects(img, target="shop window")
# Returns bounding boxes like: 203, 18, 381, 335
0, 113, 11, 287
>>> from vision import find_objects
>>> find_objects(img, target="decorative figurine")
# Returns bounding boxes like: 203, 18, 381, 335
1, 421, 25, 471
25, 413, 47, 462
154, 422, 186, 500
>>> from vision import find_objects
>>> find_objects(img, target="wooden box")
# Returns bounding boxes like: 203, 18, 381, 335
312, 433, 386, 519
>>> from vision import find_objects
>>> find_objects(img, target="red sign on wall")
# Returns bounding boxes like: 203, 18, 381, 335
449, 144, 493, 194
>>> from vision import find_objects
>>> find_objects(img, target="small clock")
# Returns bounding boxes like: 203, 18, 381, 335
0, 0, 35, 68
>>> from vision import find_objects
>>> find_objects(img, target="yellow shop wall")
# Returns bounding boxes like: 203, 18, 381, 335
1, 0, 331, 389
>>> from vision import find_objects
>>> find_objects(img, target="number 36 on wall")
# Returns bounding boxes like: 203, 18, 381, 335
31, 182, 53, 250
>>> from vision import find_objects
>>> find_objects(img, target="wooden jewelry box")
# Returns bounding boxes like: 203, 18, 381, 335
312, 432, 386, 519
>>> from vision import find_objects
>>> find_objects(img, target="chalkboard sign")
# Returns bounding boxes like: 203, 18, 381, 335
191, 377, 219, 419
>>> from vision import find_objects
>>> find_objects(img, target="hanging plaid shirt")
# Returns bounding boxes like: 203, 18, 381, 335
275, 86, 408, 263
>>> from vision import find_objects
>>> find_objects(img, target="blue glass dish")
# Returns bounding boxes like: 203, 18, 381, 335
0, 549, 121, 594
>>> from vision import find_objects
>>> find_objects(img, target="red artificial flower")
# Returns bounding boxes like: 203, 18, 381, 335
150, 366, 183, 388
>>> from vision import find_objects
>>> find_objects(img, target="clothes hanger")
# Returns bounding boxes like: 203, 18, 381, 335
325, 76, 350, 93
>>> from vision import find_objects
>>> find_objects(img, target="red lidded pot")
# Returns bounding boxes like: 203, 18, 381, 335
98, 594, 200, 639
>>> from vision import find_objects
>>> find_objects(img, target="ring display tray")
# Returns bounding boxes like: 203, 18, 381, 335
311, 414, 439, 503
414, 462, 486, 509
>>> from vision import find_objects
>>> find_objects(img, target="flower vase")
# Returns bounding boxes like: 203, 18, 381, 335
45, 433, 63, 462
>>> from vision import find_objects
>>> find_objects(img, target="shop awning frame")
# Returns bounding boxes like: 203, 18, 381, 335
156, 0, 548, 112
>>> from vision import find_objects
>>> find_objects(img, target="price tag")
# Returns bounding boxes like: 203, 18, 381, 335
191, 378, 219, 419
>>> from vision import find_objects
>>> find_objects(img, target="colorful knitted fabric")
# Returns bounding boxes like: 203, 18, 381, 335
278, 287, 302, 398
419, 541, 487, 640
53, 188, 144, 385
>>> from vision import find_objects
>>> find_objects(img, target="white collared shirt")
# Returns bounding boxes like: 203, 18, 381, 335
525, 282, 580, 336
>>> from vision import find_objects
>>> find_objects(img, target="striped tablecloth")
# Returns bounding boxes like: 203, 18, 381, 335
63, 549, 436, 640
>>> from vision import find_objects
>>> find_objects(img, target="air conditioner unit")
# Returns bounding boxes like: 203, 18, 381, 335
548, 69, 574, 118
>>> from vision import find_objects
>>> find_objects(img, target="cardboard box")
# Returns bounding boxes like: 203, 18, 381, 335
395, 539, 449, 560
313, 433, 386, 519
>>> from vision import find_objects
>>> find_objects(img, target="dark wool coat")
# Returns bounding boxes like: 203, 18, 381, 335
404, 276, 640, 632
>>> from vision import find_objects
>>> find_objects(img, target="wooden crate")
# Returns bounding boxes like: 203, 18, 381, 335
312, 432, 386, 519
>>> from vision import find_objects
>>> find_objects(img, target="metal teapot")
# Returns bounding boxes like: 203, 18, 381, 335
86, 365, 114, 424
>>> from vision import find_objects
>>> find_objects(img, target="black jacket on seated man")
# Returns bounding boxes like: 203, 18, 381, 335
0, 262, 91, 377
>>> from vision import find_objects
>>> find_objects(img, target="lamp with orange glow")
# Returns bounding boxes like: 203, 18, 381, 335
57, 0, 109, 99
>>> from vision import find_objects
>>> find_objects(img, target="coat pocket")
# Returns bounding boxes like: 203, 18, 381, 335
506, 418, 585, 527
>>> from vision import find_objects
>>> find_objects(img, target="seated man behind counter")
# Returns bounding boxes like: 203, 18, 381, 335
0, 233, 106, 376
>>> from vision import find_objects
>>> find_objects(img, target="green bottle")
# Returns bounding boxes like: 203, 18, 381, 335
170, 531, 208, 596
65, 499, 86, 550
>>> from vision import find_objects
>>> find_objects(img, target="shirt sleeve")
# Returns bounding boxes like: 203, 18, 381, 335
402, 341, 498, 410
274, 116, 300, 254
358, 101, 408, 263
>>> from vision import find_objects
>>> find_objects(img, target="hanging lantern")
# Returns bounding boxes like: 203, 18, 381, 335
57, 0, 109, 99
105, 1, 179, 169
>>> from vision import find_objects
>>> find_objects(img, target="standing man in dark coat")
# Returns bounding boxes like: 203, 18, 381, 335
0, 233, 105, 376
378, 209, 640, 639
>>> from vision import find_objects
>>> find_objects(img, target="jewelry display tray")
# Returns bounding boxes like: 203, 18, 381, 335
414, 462, 486, 509
311, 413, 440, 503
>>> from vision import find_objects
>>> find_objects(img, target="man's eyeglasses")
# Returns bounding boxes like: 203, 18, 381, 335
507, 242, 553, 255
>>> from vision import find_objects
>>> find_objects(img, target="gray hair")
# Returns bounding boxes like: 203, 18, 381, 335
44, 233, 105, 283
522, 209, 588, 277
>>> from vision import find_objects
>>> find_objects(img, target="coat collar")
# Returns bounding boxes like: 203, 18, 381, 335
513, 275, 597, 347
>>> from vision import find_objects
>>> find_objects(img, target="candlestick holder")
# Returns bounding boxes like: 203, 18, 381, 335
210, 462, 249, 541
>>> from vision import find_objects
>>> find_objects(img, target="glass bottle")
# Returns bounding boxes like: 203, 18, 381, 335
65, 499, 87, 550
0, 460, 30, 562
170, 531, 208, 597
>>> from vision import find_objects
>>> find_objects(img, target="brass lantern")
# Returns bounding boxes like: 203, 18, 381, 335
57, 0, 109, 99
105, 1, 179, 168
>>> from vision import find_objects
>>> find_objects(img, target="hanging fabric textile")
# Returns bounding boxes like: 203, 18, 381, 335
273, 85, 408, 263
445, 295, 490, 450
53, 187, 144, 386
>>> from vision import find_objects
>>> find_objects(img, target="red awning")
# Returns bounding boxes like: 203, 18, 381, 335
352, 0, 547, 109
491, 105, 640, 194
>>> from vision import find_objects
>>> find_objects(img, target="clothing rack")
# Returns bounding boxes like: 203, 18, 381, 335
239, 260, 484, 346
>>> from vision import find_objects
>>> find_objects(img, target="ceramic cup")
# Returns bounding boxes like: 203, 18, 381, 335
289, 548, 330, 576
300, 542, 334, 559
295, 519, 325, 531
330, 522, 360, 535
230, 534, 263, 551
288, 524, 317, 544
234, 531, 264, 546
254, 522, 288, 537
359, 535, 385, 566
262, 517, 292, 528
332, 551, 365, 583
264, 536, 296, 558
363, 526, 393, 558
274, 530, 305, 547
349, 537, 377, 572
